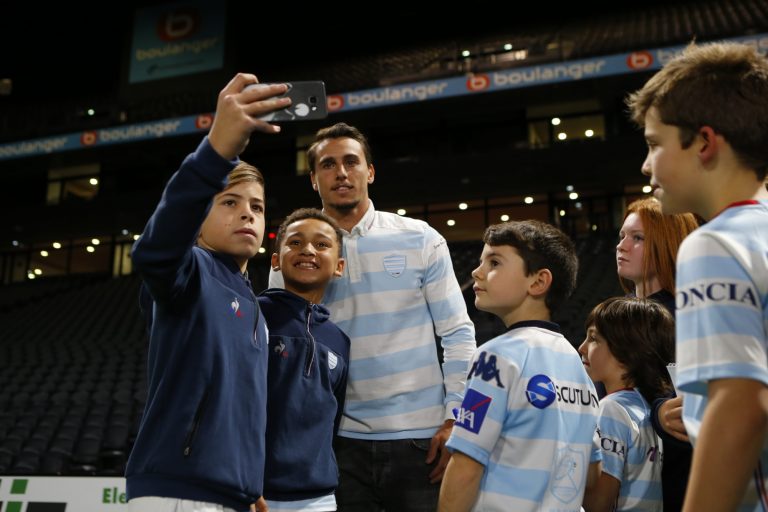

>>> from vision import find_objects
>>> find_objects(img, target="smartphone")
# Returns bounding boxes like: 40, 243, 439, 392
244, 81, 328, 122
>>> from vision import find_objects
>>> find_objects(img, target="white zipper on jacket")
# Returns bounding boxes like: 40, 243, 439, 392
304, 304, 316, 376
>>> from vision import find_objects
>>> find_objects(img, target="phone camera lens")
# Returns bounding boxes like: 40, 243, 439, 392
309, 96, 317, 104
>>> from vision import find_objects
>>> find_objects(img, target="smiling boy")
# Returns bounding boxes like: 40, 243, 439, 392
258, 208, 350, 512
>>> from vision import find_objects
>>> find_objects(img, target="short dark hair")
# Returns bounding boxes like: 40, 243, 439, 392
585, 296, 674, 404
307, 122, 373, 172
482, 220, 577, 313
275, 208, 344, 257
627, 42, 768, 180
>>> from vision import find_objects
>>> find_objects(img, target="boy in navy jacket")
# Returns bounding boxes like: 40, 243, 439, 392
258, 208, 350, 511
126, 74, 292, 512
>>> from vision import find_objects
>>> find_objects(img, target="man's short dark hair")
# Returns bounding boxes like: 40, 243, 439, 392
482, 220, 577, 313
307, 122, 373, 172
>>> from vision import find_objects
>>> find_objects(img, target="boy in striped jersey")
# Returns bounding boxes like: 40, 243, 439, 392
438, 221, 601, 512
269, 123, 476, 511
628, 42, 768, 511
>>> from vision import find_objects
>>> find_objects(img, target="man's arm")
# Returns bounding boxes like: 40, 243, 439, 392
682, 378, 767, 512
422, 233, 476, 482
438, 452, 484, 512
422, 233, 476, 450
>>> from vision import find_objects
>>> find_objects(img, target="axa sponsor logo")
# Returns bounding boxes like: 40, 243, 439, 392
455, 389, 492, 434
468, 351, 504, 388
676, 281, 758, 309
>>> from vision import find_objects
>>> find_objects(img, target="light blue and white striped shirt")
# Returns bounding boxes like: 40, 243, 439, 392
446, 322, 601, 512
676, 199, 768, 512
597, 389, 663, 511
270, 201, 476, 439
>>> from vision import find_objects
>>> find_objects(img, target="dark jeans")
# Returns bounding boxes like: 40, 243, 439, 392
334, 436, 440, 512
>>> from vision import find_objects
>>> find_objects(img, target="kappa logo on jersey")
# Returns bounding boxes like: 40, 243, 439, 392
455, 389, 492, 434
526, 374, 557, 409
383, 254, 406, 277
676, 281, 758, 309
231, 297, 242, 317
468, 351, 504, 388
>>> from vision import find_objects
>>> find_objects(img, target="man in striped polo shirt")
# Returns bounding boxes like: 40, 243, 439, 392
269, 123, 476, 511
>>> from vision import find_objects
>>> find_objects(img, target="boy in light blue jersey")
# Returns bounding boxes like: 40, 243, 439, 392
627, 42, 768, 511
438, 220, 601, 512
580, 297, 674, 512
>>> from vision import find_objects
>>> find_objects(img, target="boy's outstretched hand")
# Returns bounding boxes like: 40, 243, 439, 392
209, 73, 291, 160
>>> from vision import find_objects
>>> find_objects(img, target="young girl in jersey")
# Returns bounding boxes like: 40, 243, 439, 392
616, 197, 698, 512
580, 297, 674, 512
617, 197, 698, 310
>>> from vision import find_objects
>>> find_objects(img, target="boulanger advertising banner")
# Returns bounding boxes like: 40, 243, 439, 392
324, 33, 768, 113
0, 476, 127, 511
0, 113, 213, 162
129, 1, 226, 83
3, 33, 767, 161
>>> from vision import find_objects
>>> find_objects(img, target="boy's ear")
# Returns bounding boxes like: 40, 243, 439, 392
334, 257, 345, 278
528, 268, 553, 298
697, 125, 720, 165
270, 253, 280, 271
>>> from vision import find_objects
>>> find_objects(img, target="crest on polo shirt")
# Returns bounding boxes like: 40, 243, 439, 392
383, 254, 406, 277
